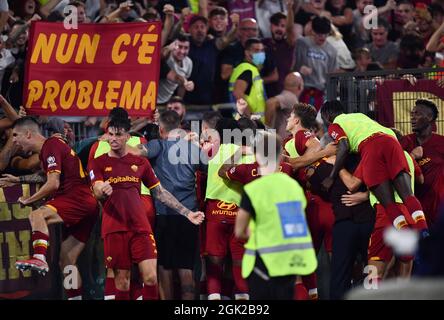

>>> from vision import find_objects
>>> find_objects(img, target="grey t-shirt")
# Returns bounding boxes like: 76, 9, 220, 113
157, 55, 193, 104
365, 42, 399, 67
294, 36, 338, 91
146, 137, 207, 215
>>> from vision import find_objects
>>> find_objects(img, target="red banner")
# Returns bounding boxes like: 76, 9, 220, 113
24, 21, 161, 117
0, 184, 60, 299
376, 79, 444, 135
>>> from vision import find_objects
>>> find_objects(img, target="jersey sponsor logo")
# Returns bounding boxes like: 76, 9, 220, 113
105, 166, 113, 172
89, 170, 95, 180
131, 165, 138, 172
216, 201, 237, 211
107, 176, 140, 184
47, 156, 57, 168
418, 157, 431, 167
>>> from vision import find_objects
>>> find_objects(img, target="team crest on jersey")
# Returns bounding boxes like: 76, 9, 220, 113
131, 165, 138, 172
106, 256, 112, 262
47, 156, 57, 168
105, 166, 113, 172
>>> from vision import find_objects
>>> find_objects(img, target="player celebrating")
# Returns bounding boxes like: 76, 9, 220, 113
320, 100, 429, 238
88, 117, 204, 300
12, 117, 100, 300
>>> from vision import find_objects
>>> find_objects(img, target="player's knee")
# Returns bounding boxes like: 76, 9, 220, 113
142, 271, 157, 286
59, 250, 78, 269
28, 210, 42, 224
114, 274, 130, 291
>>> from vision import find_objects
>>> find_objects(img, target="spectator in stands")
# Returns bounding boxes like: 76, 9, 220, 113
262, 1, 297, 98
227, 0, 256, 22
265, 72, 304, 139
294, 0, 328, 38
255, 0, 289, 39
0, 35, 15, 94
185, 14, 238, 108
221, 17, 278, 87
414, 2, 435, 45
391, 0, 415, 41
208, 6, 229, 38
294, 16, 338, 110
365, 18, 399, 69
325, 0, 354, 48
353, 47, 383, 72
166, 96, 191, 131
158, 34, 194, 104
430, 3, 444, 28
229, 38, 267, 119
398, 33, 427, 69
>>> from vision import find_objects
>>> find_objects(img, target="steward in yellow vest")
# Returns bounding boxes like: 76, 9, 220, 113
229, 38, 267, 120
235, 131, 317, 300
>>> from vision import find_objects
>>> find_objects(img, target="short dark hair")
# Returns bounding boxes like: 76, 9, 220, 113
215, 118, 240, 144
175, 33, 190, 43
415, 99, 438, 121
270, 12, 287, 25
244, 37, 262, 50
312, 16, 331, 35
202, 111, 222, 129
109, 107, 129, 121
209, 6, 228, 18
189, 15, 208, 27
237, 117, 257, 146
390, 127, 404, 142
68, 1, 85, 9
13, 116, 41, 132
292, 103, 318, 130
159, 110, 181, 132
321, 100, 345, 123
375, 18, 390, 31
167, 96, 185, 105
108, 117, 131, 132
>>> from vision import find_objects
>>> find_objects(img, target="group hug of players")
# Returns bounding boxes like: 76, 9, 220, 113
6, 97, 440, 300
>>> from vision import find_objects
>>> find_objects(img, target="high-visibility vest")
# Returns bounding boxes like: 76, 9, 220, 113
333, 113, 396, 152
229, 62, 266, 118
205, 143, 255, 205
242, 173, 317, 278
94, 137, 150, 195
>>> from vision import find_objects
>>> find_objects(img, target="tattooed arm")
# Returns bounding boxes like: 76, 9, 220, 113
151, 184, 204, 225
0, 171, 46, 188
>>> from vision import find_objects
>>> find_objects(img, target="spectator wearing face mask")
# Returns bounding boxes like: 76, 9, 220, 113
229, 38, 267, 120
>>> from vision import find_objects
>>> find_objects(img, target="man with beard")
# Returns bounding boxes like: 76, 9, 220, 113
401, 99, 444, 228
262, 0, 297, 98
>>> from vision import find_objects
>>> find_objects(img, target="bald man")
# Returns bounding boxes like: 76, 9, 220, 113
265, 72, 304, 138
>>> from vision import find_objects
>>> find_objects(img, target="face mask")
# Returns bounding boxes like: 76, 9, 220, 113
252, 52, 265, 66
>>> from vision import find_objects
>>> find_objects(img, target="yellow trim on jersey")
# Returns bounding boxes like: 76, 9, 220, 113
47, 170, 61, 174
148, 181, 160, 189
44, 204, 58, 213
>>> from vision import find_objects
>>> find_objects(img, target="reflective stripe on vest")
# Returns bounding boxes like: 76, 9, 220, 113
244, 242, 314, 256
228, 62, 266, 115
333, 113, 396, 153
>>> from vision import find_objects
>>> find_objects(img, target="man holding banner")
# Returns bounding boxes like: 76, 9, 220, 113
11, 116, 100, 300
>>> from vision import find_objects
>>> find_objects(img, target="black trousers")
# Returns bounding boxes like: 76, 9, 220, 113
329, 219, 374, 300
247, 255, 295, 300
